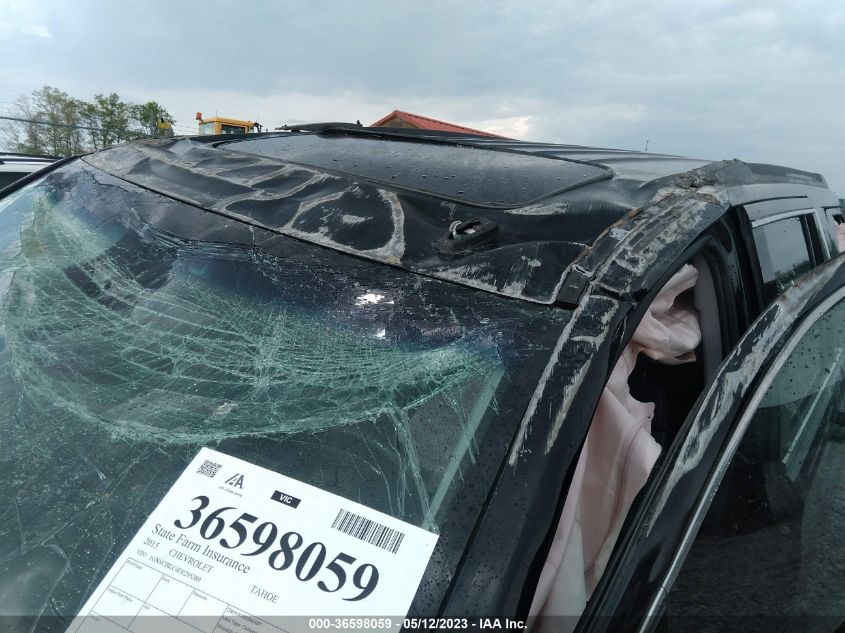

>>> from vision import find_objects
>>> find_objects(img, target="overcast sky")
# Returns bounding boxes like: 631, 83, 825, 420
1, 0, 843, 195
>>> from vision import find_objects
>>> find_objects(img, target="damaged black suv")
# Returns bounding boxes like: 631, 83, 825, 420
1, 125, 843, 633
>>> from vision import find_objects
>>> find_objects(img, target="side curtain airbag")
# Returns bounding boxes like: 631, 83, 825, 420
529, 264, 700, 626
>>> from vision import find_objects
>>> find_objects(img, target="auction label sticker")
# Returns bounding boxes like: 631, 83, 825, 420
67, 448, 438, 633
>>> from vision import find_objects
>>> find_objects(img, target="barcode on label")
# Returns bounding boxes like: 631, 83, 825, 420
331, 509, 405, 554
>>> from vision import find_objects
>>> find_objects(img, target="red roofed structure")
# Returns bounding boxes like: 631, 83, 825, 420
370, 109, 503, 138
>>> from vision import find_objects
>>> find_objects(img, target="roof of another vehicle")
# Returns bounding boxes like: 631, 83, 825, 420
0, 152, 58, 163
0, 152, 60, 160
198, 116, 255, 126
0, 153, 56, 172
370, 110, 503, 138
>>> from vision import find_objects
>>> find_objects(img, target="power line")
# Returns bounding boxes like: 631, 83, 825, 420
2, 111, 194, 133
0, 114, 104, 132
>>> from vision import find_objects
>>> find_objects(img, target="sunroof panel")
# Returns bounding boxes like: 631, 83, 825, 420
225, 134, 608, 208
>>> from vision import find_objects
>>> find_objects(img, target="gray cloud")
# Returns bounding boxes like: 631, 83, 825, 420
1, 0, 843, 193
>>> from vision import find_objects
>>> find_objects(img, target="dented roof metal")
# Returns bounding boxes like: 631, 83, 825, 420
2, 124, 842, 625
83, 129, 831, 305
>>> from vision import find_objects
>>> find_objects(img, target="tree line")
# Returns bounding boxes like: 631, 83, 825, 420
1, 85, 175, 157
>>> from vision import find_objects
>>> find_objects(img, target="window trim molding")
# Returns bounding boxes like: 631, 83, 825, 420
750, 208, 814, 228
752, 208, 832, 261
751, 210, 830, 303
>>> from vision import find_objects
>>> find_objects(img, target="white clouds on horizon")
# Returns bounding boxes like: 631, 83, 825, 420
21, 23, 52, 38
0, 0, 53, 41
0, 0, 843, 193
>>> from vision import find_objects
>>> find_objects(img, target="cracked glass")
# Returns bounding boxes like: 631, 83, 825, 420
0, 161, 569, 628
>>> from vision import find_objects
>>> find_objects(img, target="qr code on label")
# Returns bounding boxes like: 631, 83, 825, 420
197, 460, 222, 478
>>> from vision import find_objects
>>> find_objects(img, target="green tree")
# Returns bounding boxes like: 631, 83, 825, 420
1, 94, 44, 155
32, 86, 86, 156
79, 93, 133, 150
1, 86, 176, 155
1, 86, 87, 156
133, 101, 175, 139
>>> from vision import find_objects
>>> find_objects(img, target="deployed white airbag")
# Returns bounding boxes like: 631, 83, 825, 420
530, 264, 700, 626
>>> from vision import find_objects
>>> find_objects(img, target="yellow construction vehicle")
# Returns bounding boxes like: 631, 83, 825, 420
195, 112, 262, 135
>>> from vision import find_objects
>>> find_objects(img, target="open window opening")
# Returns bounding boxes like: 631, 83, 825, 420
828, 210, 845, 253
629, 251, 724, 449
530, 241, 731, 628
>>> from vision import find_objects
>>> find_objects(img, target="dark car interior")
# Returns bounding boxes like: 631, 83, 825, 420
628, 236, 739, 453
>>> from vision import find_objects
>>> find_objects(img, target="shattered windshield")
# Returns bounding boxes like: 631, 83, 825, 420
0, 161, 569, 625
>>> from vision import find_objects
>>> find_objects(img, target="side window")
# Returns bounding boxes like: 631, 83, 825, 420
825, 208, 845, 254
0, 172, 25, 189
665, 296, 845, 630
221, 124, 247, 134
752, 214, 820, 302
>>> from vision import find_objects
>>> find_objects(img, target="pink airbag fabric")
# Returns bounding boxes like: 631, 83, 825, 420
529, 264, 700, 625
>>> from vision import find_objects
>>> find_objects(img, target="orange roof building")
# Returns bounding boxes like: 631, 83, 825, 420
370, 109, 502, 137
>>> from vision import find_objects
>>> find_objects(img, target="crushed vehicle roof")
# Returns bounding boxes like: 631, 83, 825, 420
82, 128, 830, 304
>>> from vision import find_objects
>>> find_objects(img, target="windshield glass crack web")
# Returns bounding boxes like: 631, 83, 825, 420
0, 163, 565, 625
